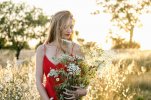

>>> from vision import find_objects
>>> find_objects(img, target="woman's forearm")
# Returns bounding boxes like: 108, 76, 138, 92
36, 82, 49, 100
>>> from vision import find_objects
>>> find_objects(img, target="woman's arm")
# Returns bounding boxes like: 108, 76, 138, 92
35, 45, 49, 100
72, 43, 87, 96
63, 42, 87, 99
72, 42, 85, 58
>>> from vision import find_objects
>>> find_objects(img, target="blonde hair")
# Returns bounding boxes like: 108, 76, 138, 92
46, 10, 73, 52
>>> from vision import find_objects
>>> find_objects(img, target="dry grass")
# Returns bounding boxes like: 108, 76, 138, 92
83, 49, 151, 100
0, 49, 151, 100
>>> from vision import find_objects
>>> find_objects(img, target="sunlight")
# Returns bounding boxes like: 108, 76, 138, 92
134, 14, 151, 50
9, 0, 151, 50
28, 39, 39, 49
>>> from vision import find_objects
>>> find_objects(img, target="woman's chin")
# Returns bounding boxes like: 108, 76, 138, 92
62, 36, 71, 40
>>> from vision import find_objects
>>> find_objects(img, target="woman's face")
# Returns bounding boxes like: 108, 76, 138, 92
62, 18, 74, 40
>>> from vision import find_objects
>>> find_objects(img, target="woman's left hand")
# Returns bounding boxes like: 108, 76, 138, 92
63, 86, 87, 100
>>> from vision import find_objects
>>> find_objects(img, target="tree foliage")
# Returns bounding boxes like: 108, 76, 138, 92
0, 1, 49, 59
97, 0, 151, 48
111, 36, 140, 49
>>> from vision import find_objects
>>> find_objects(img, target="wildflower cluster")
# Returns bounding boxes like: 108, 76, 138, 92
47, 54, 90, 100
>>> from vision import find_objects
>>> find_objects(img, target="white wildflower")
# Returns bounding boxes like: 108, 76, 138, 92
47, 69, 58, 78
61, 54, 74, 61
56, 78, 60, 82
75, 55, 84, 60
67, 63, 81, 75
69, 72, 73, 75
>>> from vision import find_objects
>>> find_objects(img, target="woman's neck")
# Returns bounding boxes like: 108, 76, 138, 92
48, 40, 58, 46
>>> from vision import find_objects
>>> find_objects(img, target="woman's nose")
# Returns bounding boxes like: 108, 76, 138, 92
67, 29, 72, 33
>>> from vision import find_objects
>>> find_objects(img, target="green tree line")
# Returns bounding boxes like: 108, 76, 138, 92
0, 1, 49, 59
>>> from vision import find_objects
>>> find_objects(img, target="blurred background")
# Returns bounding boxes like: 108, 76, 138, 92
0, 0, 151, 99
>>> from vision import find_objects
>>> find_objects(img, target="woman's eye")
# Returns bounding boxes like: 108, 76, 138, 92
64, 26, 67, 29
64, 25, 73, 29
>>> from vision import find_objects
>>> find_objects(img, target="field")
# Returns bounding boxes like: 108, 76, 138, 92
0, 49, 151, 100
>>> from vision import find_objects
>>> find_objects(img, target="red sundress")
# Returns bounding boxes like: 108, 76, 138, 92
43, 44, 75, 100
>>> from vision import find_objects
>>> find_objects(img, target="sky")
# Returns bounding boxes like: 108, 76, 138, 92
1, 0, 151, 50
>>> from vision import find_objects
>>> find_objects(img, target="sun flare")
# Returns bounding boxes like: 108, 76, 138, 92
9, 0, 151, 50
28, 39, 39, 49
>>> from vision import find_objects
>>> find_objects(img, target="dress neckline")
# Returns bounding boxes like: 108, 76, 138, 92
44, 55, 60, 66
43, 42, 75, 66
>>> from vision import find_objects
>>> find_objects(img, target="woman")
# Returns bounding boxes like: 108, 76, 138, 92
36, 10, 87, 100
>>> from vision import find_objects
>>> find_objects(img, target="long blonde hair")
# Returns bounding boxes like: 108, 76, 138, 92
46, 10, 73, 52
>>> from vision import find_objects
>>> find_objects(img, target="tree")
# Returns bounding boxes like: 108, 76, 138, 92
0, 1, 49, 59
96, 0, 151, 48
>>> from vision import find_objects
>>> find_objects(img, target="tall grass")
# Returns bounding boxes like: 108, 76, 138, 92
0, 55, 40, 100
0, 49, 151, 100
83, 50, 151, 100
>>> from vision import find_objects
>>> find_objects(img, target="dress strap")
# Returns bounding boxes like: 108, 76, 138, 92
71, 42, 75, 56
43, 44, 46, 55
55, 47, 58, 57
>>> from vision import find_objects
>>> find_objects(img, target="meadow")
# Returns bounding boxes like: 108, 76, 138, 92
0, 49, 151, 100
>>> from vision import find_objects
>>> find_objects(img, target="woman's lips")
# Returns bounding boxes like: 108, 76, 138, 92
65, 34, 71, 37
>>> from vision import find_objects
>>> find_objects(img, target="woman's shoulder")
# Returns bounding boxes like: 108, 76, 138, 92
36, 44, 45, 54
62, 39, 82, 56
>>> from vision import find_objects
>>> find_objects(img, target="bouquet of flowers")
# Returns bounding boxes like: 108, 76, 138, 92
47, 42, 104, 100
47, 54, 91, 100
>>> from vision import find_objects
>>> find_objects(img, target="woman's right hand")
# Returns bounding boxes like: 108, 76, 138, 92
63, 86, 87, 100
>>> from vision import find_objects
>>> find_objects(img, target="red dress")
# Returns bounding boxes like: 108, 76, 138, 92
43, 44, 75, 100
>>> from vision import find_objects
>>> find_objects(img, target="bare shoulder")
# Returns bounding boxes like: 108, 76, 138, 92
73, 42, 80, 49
36, 44, 44, 56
